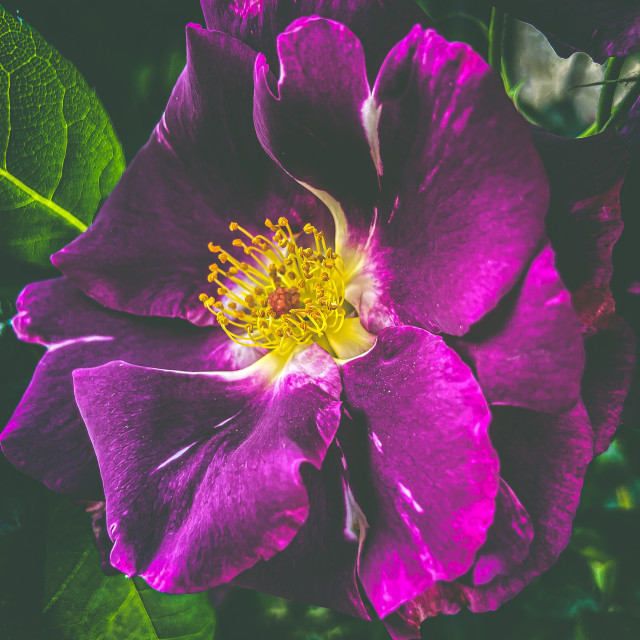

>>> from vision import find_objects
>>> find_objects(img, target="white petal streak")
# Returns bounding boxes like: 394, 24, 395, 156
154, 442, 197, 472
361, 93, 383, 177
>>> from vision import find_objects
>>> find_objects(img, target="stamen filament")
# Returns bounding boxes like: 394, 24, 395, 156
203, 217, 350, 353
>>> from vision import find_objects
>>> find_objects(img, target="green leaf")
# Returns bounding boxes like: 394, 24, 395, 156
0, 270, 47, 640
44, 495, 216, 640
215, 590, 390, 640
0, 7, 125, 267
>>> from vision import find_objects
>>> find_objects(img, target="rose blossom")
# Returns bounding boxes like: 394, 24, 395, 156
0, 1, 634, 638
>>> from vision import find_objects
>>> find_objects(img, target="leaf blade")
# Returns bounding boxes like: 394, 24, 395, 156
44, 496, 216, 640
0, 8, 124, 267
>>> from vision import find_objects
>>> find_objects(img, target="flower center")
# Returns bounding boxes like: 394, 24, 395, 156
200, 217, 347, 354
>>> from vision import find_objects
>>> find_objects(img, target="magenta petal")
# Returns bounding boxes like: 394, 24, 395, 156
463, 402, 593, 611
471, 480, 533, 586
370, 28, 548, 336
0, 278, 247, 496
388, 402, 593, 632
582, 317, 636, 455
233, 443, 369, 619
535, 131, 627, 334
340, 326, 499, 617
72, 345, 342, 591
533, 131, 628, 208
384, 582, 470, 639
253, 17, 378, 211
202, 0, 429, 77
460, 246, 584, 413
53, 25, 303, 325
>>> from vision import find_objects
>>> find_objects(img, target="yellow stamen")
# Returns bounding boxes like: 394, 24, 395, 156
201, 217, 349, 352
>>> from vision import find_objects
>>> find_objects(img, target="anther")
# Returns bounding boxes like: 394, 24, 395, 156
202, 214, 347, 352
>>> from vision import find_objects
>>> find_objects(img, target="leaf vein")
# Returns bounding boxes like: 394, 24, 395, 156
42, 546, 92, 613
0, 164, 88, 231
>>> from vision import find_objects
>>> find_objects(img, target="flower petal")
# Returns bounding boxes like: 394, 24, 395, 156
232, 443, 369, 619
459, 245, 584, 414
253, 17, 378, 217
492, 0, 640, 63
389, 402, 593, 635
340, 326, 499, 617
202, 0, 430, 76
533, 130, 628, 207
72, 345, 342, 592
582, 316, 636, 455
535, 131, 628, 335
533, 130, 635, 448
367, 27, 548, 336
0, 278, 253, 496
464, 402, 593, 611
471, 480, 533, 586
53, 25, 305, 325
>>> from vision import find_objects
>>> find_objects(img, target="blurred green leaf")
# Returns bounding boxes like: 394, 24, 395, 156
0, 272, 47, 640
0, 7, 124, 267
215, 590, 389, 640
43, 494, 216, 640
0, 457, 46, 640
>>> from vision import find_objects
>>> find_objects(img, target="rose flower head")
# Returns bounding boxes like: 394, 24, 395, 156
0, 1, 634, 638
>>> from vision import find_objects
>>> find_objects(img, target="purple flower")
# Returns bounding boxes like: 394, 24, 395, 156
0, 2, 634, 637
491, 0, 640, 63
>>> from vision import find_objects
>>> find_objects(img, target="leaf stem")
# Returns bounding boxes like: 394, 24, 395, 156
488, 7, 506, 72
601, 75, 640, 133
596, 57, 625, 131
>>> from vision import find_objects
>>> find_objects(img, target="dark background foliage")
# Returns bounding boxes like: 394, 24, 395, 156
0, 1, 639, 639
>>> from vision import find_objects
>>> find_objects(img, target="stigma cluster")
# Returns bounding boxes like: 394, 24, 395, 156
200, 217, 347, 354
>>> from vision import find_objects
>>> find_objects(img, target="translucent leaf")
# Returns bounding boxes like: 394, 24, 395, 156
43, 495, 216, 640
0, 8, 124, 267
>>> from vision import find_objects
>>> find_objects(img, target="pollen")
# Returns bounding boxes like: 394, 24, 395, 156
200, 218, 347, 354
268, 286, 301, 316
